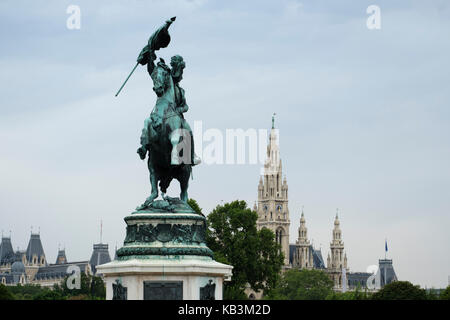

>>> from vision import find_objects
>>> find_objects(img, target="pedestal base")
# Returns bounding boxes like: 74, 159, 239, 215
97, 256, 232, 300
97, 207, 233, 300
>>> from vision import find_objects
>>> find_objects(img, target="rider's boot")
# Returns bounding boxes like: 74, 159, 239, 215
192, 153, 201, 166
190, 135, 201, 166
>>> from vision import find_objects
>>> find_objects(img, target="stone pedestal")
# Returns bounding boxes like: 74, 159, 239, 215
97, 201, 233, 300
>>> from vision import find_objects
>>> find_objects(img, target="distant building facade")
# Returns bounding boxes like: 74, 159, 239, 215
255, 116, 290, 266
0, 232, 112, 287
252, 116, 398, 297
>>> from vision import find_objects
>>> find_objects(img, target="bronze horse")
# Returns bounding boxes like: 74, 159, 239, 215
137, 58, 193, 209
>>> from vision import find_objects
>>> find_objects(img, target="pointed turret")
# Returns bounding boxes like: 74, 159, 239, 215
378, 259, 398, 287
297, 210, 309, 244
26, 233, 46, 266
328, 209, 347, 290
294, 208, 312, 269
55, 249, 67, 264
90, 243, 111, 275
0, 236, 15, 265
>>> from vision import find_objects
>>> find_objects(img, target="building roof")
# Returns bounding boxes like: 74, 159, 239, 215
378, 259, 398, 286
11, 260, 25, 274
348, 272, 372, 288
34, 261, 90, 280
89, 243, 111, 274
0, 273, 24, 285
26, 233, 46, 264
289, 244, 296, 265
55, 249, 67, 264
311, 248, 326, 269
289, 244, 326, 269
0, 237, 15, 265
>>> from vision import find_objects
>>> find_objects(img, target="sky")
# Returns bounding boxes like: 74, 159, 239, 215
0, 0, 449, 288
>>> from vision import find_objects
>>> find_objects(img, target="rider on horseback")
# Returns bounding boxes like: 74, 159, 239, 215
138, 46, 201, 166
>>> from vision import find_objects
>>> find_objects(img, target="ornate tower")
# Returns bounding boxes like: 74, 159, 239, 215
294, 209, 313, 269
256, 115, 290, 266
327, 211, 348, 290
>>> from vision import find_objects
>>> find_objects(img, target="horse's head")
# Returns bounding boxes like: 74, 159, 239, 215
153, 64, 170, 97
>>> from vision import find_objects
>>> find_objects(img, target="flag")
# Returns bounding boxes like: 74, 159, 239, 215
385, 239, 388, 252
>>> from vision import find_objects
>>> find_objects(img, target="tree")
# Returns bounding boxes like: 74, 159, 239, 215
266, 269, 334, 300
371, 281, 427, 300
206, 200, 284, 299
326, 284, 370, 300
440, 285, 450, 300
0, 284, 15, 300
90, 275, 106, 299
188, 198, 203, 215
52, 273, 105, 299
7, 283, 43, 300
33, 288, 64, 300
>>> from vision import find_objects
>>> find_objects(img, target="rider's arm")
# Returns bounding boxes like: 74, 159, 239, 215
137, 45, 157, 76
146, 50, 157, 75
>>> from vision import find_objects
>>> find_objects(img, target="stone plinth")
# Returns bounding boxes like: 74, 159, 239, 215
99, 256, 231, 300
97, 205, 233, 300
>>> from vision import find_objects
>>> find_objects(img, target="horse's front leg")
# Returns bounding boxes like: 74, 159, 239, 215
179, 182, 188, 202
179, 170, 190, 203
147, 160, 159, 202
137, 160, 159, 210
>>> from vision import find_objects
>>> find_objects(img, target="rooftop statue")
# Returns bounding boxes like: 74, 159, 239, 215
115, 17, 200, 212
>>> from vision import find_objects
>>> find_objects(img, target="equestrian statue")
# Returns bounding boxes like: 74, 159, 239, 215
115, 17, 201, 211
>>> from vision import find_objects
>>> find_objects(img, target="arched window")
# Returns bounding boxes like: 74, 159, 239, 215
276, 228, 283, 246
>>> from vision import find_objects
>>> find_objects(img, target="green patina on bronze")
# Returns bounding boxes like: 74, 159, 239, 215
132, 197, 197, 214
117, 247, 213, 260
117, 17, 201, 212
114, 18, 215, 262
123, 223, 206, 244
118, 211, 210, 259
125, 214, 205, 222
